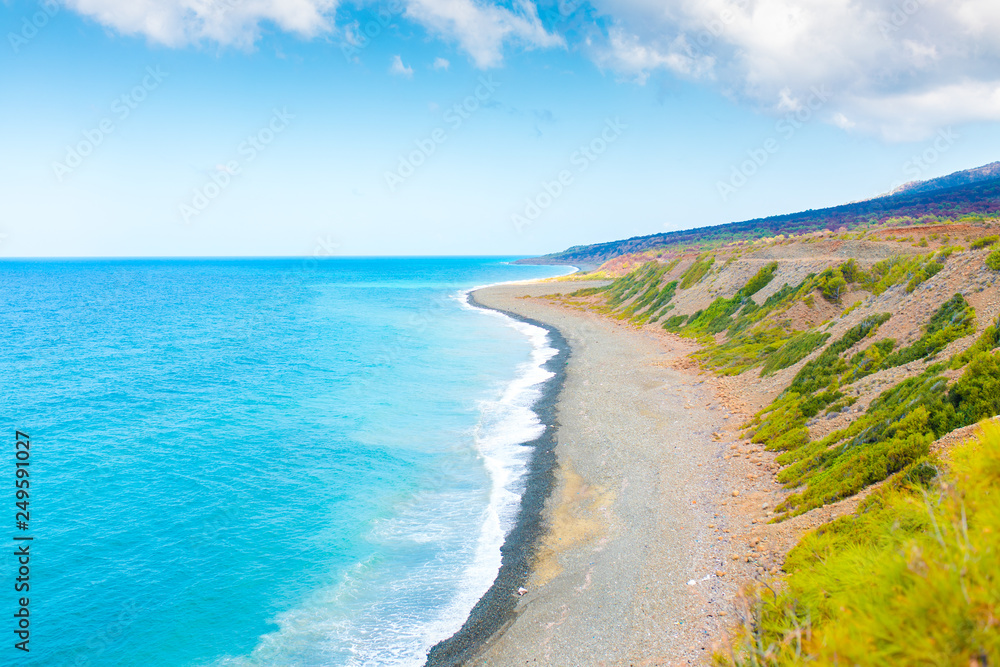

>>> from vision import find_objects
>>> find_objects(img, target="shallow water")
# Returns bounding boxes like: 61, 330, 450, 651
0, 257, 567, 666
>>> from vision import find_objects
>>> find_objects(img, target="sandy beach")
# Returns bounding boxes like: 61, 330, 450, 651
452, 280, 760, 665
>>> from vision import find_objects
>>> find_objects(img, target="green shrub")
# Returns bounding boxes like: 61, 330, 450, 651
905, 259, 942, 292
935, 245, 961, 261
759, 331, 830, 376
821, 276, 848, 302
720, 425, 1000, 666
860, 254, 937, 295
823, 395, 857, 414
622, 277, 677, 321
764, 317, 995, 519
881, 293, 975, 367
741, 261, 779, 297
767, 427, 809, 452
787, 313, 891, 396
746, 300, 988, 518
581, 260, 685, 325
839, 258, 861, 283
604, 261, 666, 307
679, 254, 714, 289
814, 266, 850, 302
694, 325, 790, 376
680, 263, 779, 338
950, 320, 999, 368
662, 314, 688, 330
986, 248, 1000, 270
969, 234, 999, 250
843, 338, 895, 383
773, 369, 957, 516
948, 350, 1000, 425
636, 281, 677, 324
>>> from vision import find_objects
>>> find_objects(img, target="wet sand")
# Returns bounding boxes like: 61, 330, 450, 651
461, 280, 743, 666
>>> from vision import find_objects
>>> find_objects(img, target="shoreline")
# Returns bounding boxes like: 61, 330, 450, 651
430, 279, 775, 666
424, 290, 571, 666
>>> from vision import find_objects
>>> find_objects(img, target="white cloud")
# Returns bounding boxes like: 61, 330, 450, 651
832, 112, 855, 130
63, 0, 338, 47
403, 0, 564, 68
389, 54, 414, 77
596, 28, 714, 84
776, 87, 803, 113
56, 0, 1000, 139
433, 56, 450, 70
842, 80, 1000, 142
61, 0, 563, 68
584, 0, 1000, 140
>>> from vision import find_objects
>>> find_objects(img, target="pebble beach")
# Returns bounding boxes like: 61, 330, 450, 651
460, 280, 750, 666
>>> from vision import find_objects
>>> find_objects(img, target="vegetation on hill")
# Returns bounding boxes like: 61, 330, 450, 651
572, 246, 961, 382
889, 160, 1000, 196
518, 175, 1000, 267
549, 214, 1000, 663
987, 249, 1000, 270
568, 241, 995, 519
532, 166, 1000, 665
718, 422, 1000, 666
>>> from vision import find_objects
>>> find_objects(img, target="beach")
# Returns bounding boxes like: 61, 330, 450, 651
435, 279, 773, 666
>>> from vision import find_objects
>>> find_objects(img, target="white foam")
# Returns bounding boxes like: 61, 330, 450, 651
412, 287, 562, 651
331, 283, 565, 663
212, 272, 571, 667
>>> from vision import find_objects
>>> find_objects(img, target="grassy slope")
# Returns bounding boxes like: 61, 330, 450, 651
563, 229, 1000, 518
719, 422, 1000, 666
552, 221, 1000, 664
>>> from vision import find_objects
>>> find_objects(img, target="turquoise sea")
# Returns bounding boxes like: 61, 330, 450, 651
0, 257, 569, 666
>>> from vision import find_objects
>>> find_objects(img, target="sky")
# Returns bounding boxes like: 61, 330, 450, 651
1, 0, 999, 257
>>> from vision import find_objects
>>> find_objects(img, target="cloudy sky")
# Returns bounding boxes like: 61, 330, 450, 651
2, 0, 999, 257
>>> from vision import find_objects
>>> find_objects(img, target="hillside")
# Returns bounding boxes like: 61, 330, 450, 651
531, 218, 1000, 664
518, 169, 1000, 269
888, 160, 1000, 196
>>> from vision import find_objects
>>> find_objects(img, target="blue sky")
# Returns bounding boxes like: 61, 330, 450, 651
2, 0, 1000, 257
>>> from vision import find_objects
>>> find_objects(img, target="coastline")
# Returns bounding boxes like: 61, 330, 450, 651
427, 279, 759, 666
424, 289, 571, 666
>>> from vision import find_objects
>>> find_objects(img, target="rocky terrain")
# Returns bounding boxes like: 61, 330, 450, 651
529, 216, 1000, 661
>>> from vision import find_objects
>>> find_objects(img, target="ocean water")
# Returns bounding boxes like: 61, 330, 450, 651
0, 257, 569, 666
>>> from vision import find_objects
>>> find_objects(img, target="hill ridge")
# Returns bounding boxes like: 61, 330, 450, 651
519, 166, 1000, 268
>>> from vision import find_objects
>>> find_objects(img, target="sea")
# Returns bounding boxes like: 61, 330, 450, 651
0, 257, 570, 666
